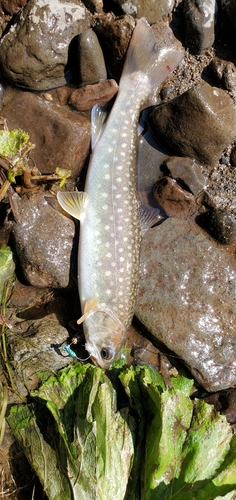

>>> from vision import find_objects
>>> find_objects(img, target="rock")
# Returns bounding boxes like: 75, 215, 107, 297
113, 0, 175, 24
0, 0, 91, 90
221, 0, 236, 29
135, 217, 236, 392
209, 57, 236, 101
7, 313, 73, 395
230, 146, 236, 166
1, 0, 27, 15
196, 208, 236, 244
69, 79, 118, 111
164, 156, 206, 194
94, 13, 135, 78
12, 191, 76, 288
1, 88, 91, 178
184, 0, 216, 54
78, 28, 107, 85
153, 176, 196, 216
149, 80, 236, 167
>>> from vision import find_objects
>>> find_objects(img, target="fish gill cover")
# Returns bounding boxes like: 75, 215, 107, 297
7, 363, 236, 500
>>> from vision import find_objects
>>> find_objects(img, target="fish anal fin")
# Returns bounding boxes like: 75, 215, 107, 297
138, 201, 161, 236
91, 105, 109, 149
57, 191, 88, 220
77, 299, 99, 325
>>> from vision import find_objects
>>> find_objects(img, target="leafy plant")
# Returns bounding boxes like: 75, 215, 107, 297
7, 363, 236, 500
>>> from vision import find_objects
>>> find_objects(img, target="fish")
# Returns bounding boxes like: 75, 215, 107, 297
57, 18, 183, 368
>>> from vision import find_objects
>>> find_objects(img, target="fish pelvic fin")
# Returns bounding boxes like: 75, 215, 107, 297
77, 299, 99, 324
57, 191, 88, 220
120, 18, 184, 100
138, 201, 161, 236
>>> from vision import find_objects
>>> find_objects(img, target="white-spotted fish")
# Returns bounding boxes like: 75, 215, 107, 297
57, 18, 183, 368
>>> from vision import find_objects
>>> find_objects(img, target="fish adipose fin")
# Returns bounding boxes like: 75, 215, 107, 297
138, 201, 161, 236
91, 105, 109, 149
57, 191, 88, 220
120, 17, 184, 100
77, 298, 99, 324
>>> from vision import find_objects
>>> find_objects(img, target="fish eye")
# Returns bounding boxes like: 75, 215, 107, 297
100, 348, 112, 360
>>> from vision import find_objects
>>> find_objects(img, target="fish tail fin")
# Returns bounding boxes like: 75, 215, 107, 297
120, 18, 183, 97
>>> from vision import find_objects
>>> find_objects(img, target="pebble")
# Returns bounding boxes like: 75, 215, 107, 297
164, 156, 206, 194
69, 79, 119, 111
0, 0, 92, 90
1, 87, 91, 178
149, 80, 236, 167
113, 0, 175, 24
78, 28, 107, 86
12, 192, 76, 288
153, 176, 196, 216
135, 217, 236, 392
196, 208, 236, 244
184, 0, 216, 54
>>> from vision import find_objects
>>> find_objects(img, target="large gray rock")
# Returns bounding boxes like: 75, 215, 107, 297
0, 0, 91, 90
135, 217, 236, 392
150, 80, 236, 167
1, 88, 91, 178
13, 192, 76, 288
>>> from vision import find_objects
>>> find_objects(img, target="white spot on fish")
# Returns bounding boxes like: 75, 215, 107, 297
122, 143, 127, 148
102, 204, 108, 210
104, 174, 110, 180
106, 252, 112, 258
117, 165, 123, 170
117, 177, 122, 182
105, 270, 112, 276
105, 242, 110, 248
108, 146, 113, 153
104, 164, 109, 169
105, 225, 110, 230
102, 192, 108, 198
118, 226, 123, 231
106, 289, 112, 295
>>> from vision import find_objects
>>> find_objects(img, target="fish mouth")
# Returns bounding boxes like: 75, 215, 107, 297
90, 355, 99, 366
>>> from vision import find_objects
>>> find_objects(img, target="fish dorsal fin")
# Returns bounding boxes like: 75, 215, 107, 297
57, 191, 88, 220
77, 298, 99, 324
91, 105, 109, 149
138, 201, 161, 236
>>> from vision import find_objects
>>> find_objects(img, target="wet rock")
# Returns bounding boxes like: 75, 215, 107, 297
135, 217, 236, 392
69, 78, 118, 111
0, 0, 91, 90
12, 191, 76, 288
153, 176, 196, 216
40, 86, 73, 106
164, 156, 206, 194
78, 28, 107, 85
94, 13, 135, 78
10, 280, 53, 312
1, 0, 27, 15
209, 57, 236, 101
196, 208, 236, 244
1, 88, 91, 178
150, 80, 236, 167
83, 0, 103, 13
113, 0, 175, 24
221, 0, 236, 29
184, 0, 216, 54
7, 313, 72, 395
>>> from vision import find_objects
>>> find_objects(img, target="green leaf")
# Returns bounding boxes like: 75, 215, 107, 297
7, 364, 236, 500
0, 129, 29, 159
0, 245, 15, 302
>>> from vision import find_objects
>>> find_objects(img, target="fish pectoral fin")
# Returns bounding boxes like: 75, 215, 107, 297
77, 298, 99, 324
57, 191, 88, 220
138, 201, 162, 236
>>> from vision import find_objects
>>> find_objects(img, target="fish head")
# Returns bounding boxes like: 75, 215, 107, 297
83, 308, 126, 369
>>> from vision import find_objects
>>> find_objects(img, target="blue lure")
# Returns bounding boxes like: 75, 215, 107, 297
61, 343, 90, 362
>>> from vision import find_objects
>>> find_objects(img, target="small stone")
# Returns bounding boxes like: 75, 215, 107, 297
113, 0, 175, 24
153, 176, 195, 216
150, 80, 236, 167
209, 57, 236, 101
164, 156, 206, 194
69, 79, 118, 111
1, 88, 91, 178
13, 192, 76, 288
184, 0, 216, 54
94, 13, 135, 78
136, 217, 236, 391
0, 0, 92, 90
78, 28, 107, 86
